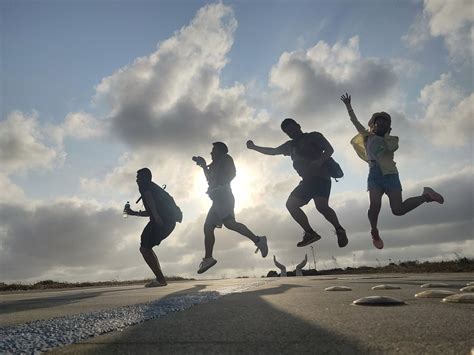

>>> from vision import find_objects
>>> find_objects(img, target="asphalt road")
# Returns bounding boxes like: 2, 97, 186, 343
1, 273, 473, 354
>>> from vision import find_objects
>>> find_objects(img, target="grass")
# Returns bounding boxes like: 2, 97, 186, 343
0, 276, 194, 292
267, 257, 474, 277
2, 258, 472, 291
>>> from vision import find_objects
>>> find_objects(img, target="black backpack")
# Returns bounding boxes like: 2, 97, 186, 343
294, 133, 344, 180
138, 184, 183, 223
157, 184, 183, 223
324, 158, 344, 180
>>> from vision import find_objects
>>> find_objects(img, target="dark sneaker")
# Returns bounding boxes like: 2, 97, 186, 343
254, 236, 268, 257
423, 187, 444, 204
297, 230, 322, 247
145, 279, 167, 288
335, 228, 348, 248
197, 257, 217, 274
371, 229, 384, 249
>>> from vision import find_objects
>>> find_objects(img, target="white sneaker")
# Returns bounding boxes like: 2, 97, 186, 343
254, 236, 268, 258
197, 257, 217, 274
144, 279, 167, 287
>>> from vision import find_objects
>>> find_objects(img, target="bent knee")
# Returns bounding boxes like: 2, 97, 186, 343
223, 219, 237, 229
391, 207, 405, 216
139, 246, 151, 254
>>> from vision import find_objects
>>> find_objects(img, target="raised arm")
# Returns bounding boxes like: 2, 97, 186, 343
340, 93, 367, 134
246, 140, 286, 156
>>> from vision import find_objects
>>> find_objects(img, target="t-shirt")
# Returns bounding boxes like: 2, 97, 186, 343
366, 135, 386, 165
280, 132, 331, 178
139, 182, 174, 224
206, 154, 236, 190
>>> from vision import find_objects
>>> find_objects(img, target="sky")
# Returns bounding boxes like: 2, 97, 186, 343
1, 0, 473, 283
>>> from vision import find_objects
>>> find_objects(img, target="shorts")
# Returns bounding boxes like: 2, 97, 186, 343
205, 187, 235, 228
367, 166, 402, 193
140, 220, 176, 249
289, 176, 331, 204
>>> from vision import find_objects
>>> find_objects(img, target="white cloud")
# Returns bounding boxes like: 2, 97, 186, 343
418, 73, 473, 146
403, 0, 474, 62
62, 112, 106, 139
0, 111, 65, 174
269, 36, 398, 126
93, 3, 268, 155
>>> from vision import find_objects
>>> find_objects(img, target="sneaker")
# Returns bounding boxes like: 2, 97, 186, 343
145, 279, 167, 288
335, 227, 348, 248
423, 187, 444, 204
296, 230, 322, 247
254, 236, 268, 258
371, 229, 384, 249
197, 257, 217, 274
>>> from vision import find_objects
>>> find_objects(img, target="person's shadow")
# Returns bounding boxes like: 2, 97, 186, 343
67, 282, 365, 354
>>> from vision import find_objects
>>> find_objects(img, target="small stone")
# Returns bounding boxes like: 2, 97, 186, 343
460, 286, 474, 292
353, 296, 405, 306
371, 284, 401, 290
466, 282, 474, 286
420, 283, 450, 288
442, 293, 474, 304
415, 290, 456, 298
325, 286, 352, 291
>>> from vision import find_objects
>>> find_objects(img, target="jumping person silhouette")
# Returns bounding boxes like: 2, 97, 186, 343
124, 168, 181, 287
193, 142, 268, 274
247, 118, 348, 248
340, 93, 444, 249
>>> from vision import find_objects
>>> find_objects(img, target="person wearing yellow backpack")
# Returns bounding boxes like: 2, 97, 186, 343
340, 93, 444, 249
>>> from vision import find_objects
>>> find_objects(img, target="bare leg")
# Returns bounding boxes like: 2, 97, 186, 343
368, 188, 383, 231
140, 247, 166, 284
286, 196, 312, 232
387, 190, 427, 216
223, 218, 258, 243
204, 223, 216, 258
313, 197, 342, 229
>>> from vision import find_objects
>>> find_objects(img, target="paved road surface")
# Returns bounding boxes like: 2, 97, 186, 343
1, 273, 473, 354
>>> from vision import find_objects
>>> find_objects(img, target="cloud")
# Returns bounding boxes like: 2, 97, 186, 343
62, 112, 106, 139
403, 0, 474, 62
94, 3, 269, 156
0, 111, 65, 174
269, 36, 398, 126
418, 73, 473, 146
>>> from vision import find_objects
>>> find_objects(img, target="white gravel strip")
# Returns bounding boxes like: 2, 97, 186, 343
0, 281, 267, 354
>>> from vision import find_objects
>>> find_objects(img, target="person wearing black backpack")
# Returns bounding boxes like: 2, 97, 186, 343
123, 167, 182, 287
247, 118, 348, 248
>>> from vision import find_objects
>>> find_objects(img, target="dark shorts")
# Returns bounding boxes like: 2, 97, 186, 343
289, 176, 331, 204
367, 166, 402, 193
140, 220, 176, 249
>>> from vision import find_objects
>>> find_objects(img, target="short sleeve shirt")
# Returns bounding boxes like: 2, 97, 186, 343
280, 132, 331, 178
207, 154, 236, 189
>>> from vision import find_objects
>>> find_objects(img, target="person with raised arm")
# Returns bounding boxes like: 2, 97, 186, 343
340, 93, 444, 249
247, 118, 348, 248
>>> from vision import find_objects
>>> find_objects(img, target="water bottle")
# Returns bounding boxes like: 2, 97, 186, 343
123, 201, 130, 218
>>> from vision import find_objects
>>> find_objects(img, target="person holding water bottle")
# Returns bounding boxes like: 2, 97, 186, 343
123, 168, 181, 287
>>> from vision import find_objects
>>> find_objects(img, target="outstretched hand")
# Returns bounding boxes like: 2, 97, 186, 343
246, 140, 256, 150
340, 93, 351, 105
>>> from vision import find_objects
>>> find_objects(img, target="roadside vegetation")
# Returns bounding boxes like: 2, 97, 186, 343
0, 276, 194, 292
266, 257, 474, 277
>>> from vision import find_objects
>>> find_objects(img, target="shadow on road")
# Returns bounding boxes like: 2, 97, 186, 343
63, 282, 365, 354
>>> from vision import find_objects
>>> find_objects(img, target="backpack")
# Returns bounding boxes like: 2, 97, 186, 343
294, 133, 344, 180
324, 158, 344, 180
158, 184, 183, 223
